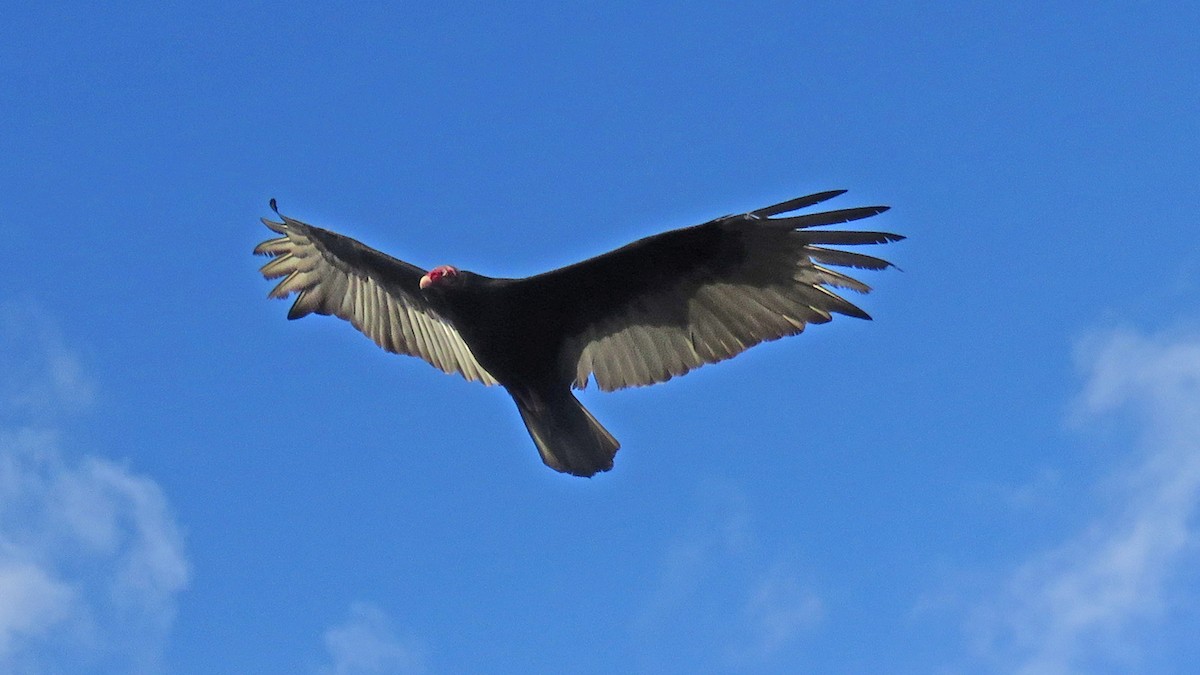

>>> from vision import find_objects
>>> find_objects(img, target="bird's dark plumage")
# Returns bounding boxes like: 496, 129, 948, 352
254, 191, 903, 476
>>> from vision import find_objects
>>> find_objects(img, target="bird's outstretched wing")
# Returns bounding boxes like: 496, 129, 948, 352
254, 210, 498, 386
516, 191, 903, 391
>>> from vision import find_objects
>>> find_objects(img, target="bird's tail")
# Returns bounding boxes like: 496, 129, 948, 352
512, 390, 619, 477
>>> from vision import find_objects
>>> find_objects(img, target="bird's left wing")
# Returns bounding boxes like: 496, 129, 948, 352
514, 191, 902, 392
254, 210, 499, 386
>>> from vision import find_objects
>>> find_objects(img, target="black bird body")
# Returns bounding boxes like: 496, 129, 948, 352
255, 191, 902, 476
423, 276, 561, 387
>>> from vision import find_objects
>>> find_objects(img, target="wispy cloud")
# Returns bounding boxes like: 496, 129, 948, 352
0, 303, 94, 421
0, 557, 75, 657
731, 568, 823, 663
974, 328, 1200, 674
632, 483, 823, 669
319, 602, 427, 675
0, 305, 188, 673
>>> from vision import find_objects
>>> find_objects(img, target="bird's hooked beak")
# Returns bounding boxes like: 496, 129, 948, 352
419, 274, 433, 289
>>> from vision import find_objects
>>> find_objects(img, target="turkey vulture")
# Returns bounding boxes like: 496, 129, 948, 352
254, 191, 902, 476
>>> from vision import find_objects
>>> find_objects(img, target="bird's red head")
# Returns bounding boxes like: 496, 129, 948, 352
419, 265, 459, 289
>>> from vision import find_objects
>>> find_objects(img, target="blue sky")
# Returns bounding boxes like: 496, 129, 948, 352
3, 1, 1199, 673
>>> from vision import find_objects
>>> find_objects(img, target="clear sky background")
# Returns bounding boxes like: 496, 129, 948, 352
3, 2, 1199, 673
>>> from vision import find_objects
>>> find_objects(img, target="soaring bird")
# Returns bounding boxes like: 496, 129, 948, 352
254, 191, 902, 476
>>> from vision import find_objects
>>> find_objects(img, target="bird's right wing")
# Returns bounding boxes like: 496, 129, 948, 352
254, 210, 499, 386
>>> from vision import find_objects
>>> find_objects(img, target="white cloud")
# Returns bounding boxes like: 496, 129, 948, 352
631, 485, 752, 636
0, 305, 188, 673
732, 570, 823, 662
0, 304, 94, 420
632, 483, 823, 667
975, 328, 1200, 674
0, 560, 75, 657
319, 602, 427, 675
